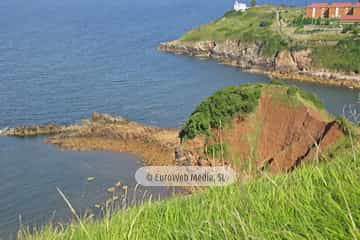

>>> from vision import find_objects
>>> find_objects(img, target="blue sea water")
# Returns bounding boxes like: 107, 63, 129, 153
0, 0, 359, 238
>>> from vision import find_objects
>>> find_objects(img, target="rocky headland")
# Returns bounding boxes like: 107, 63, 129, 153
177, 83, 347, 174
159, 40, 360, 89
158, 5, 360, 89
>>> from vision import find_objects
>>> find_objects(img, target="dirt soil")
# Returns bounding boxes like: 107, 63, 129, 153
180, 92, 345, 174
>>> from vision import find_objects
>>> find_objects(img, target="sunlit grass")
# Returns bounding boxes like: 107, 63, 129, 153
20, 143, 360, 239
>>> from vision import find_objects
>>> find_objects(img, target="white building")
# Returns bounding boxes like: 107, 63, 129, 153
234, 1, 248, 12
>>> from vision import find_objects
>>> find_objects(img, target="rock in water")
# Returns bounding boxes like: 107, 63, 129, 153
0, 124, 65, 137
91, 112, 128, 124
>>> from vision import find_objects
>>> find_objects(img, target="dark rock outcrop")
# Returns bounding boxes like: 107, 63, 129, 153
91, 112, 129, 124
0, 123, 66, 137
159, 40, 360, 88
159, 40, 274, 70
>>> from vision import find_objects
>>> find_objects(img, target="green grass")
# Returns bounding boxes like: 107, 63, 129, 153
21, 144, 360, 240
177, 5, 359, 73
265, 84, 325, 111
180, 6, 287, 56
205, 142, 229, 159
312, 37, 360, 73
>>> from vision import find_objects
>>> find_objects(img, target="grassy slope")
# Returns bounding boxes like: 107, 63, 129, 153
180, 5, 286, 56
22, 145, 360, 240
22, 83, 359, 239
179, 5, 360, 73
180, 5, 277, 41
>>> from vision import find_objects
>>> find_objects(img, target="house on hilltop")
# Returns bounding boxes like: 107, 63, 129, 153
306, 2, 360, 22
234, 1, 248, 12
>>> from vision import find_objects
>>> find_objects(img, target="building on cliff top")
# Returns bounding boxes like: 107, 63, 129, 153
306, 2, 360, 22
234, 1, 248, 12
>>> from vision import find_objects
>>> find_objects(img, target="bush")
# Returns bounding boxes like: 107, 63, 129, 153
289, 44, 307, 52
180, 84, 263, 140
259, 20, 271, 27
293, 16, 314, 26
342, 25, 354, 33
286, 86, 298, 96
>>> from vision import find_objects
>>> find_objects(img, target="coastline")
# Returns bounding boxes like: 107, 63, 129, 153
1, 113, 180, 166
159, 40, 360, 89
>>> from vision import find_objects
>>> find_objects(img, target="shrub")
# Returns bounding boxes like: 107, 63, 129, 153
259, 20, 271, 27
342, 25, 353, 33
286, 86, 298, 96
293, 16, 313, 26
180, 84, 263, 140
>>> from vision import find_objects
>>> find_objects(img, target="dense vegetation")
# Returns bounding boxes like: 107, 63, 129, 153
312, 37, 360, 73
180, 84, 263, 140
21, 144, 360, 240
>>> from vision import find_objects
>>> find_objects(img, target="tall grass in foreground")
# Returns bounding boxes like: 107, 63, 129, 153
21, 148, 360, 240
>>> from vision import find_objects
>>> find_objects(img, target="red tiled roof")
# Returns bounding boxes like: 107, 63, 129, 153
308, 3, 329, 7
340, 15, 360, 21
308, 2, 358, 8
330, 2, 353, 7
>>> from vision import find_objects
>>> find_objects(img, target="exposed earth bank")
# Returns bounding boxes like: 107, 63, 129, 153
1, 83, 352, 177
178, 83, 346, 174
159, 40, 360, 89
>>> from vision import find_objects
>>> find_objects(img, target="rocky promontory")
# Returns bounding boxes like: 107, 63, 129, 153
176, 83, 348, 174
159, 5, 360, 88
1, 113, 180, 166
159, 40, 360, 89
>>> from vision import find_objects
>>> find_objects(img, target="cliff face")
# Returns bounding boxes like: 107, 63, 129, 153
159, 40, 360, 88
159, 40, 275, 70
176, 84, 347, 174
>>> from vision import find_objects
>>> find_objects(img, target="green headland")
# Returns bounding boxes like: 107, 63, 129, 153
160, 5, 360, 88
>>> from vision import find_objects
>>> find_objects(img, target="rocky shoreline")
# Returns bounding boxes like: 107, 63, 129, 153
159, 40, 360, 89
1, 113, 180, 166
1, 84, 351, 176
0, 112, 228, 168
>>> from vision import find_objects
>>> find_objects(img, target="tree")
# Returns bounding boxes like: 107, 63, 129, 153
251, 0, 256, 7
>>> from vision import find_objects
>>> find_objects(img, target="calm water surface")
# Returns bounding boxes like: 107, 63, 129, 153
0, 0, 359, 238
